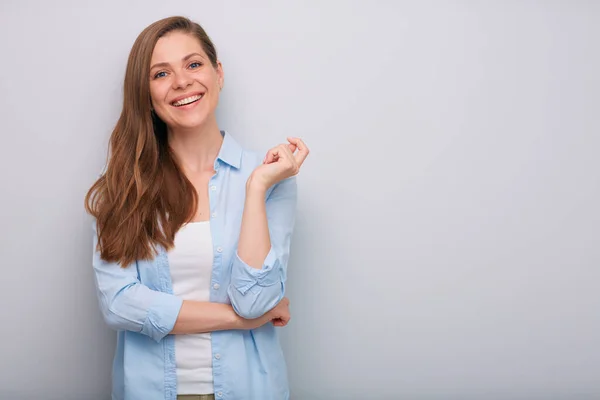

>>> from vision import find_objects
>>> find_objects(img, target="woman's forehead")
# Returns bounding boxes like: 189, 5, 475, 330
151, 32, 206, 64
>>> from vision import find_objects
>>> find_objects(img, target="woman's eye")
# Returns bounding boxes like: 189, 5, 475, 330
154, 71, 167, 79
189, 62, 202, 69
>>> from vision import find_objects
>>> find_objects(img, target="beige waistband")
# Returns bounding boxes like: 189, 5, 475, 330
177, 395, 215, 400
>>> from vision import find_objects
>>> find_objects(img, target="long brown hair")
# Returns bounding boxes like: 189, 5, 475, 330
85, 16, 219, 267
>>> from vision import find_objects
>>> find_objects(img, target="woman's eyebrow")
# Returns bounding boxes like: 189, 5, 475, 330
150, 53, 205, 70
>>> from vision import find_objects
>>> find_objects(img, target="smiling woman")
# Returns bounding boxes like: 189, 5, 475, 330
149, 34, 222, 132
84, 16, 309, 400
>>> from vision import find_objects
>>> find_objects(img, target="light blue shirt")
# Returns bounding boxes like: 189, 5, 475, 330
91, 131, 296, 400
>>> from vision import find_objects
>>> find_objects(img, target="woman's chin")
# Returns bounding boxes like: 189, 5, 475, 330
168, 115, 211, 132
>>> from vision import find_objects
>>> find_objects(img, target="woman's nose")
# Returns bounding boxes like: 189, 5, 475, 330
172, 71, 192, 90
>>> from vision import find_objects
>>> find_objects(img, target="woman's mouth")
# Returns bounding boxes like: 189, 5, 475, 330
171, 94, 204, 108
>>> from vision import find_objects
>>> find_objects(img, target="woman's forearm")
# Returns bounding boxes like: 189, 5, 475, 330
237, 177, 271, 270
171, 300, 269, 334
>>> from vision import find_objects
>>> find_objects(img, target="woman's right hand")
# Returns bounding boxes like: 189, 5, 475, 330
240, 297, 290, 329
268, 297, 291, 327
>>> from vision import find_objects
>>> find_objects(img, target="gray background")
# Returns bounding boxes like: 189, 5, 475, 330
1, 1, 599, 399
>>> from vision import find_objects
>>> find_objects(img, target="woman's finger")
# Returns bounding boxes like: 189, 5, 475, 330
287, 137, 309, 166
278, 144, 296, 162
264, 147, 280, 164
277, 144, 300, 174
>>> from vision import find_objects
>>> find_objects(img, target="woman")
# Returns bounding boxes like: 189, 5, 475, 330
85, 16, 308, 400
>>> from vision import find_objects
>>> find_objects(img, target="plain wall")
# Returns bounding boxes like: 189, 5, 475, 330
1, 1, 598, 399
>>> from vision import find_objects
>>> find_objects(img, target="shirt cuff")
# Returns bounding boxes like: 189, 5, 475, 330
231, 247, 283, 295
141, 292, 183, 342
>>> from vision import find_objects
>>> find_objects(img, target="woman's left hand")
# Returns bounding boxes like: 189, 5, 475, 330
249, 137, 310, 190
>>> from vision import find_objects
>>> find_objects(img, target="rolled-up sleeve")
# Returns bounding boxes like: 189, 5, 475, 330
228, 176, 297, 319
91, 223, 183, 342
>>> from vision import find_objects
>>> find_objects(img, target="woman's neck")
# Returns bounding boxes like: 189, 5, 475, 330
167, 117, 223, 174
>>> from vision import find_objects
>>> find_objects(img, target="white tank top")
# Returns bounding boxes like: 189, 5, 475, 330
168, 221, 214, 395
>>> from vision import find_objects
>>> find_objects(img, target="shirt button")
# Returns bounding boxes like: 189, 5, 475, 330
213, 283, 220, 290
210, 185, 217, 191
214, 353, 221, 360
216, 246, 223, 253
217, 392, 223, 398
211, 212, 217, 218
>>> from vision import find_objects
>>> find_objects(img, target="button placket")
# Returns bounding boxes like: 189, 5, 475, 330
208, 171, 221, 302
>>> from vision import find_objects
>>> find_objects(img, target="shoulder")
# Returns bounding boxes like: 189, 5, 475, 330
219, 130, 261, 171
222, 130, 267, 172
239, 146, 262, 170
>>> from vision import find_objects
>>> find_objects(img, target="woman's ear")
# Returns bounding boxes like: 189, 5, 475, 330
217, 61, 224, 90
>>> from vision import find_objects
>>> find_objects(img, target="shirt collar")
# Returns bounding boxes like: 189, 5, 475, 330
216, 130, 243, 169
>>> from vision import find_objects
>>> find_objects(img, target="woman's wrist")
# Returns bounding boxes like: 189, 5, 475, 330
246, 172, 270, 194
229, 308, 252, 330
236, 311, 272, 330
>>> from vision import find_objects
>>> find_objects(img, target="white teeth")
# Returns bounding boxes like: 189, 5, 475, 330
173, 94, 203, 106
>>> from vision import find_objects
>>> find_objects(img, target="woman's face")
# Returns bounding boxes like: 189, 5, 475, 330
149, 31, 223, 132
